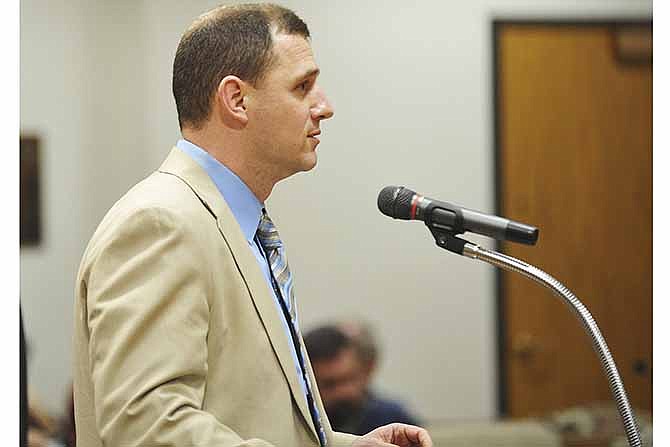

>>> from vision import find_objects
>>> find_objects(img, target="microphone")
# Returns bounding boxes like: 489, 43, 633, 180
377, 186, 539, 245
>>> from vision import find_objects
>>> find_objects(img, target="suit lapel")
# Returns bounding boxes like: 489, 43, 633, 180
158, 147, 319, 441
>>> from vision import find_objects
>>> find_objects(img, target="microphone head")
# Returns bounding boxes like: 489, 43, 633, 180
377, 186, 416, 219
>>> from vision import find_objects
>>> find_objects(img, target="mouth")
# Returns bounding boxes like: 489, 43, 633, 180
308, 130, 321, 145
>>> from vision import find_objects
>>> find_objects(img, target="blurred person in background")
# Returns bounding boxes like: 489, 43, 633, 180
26, 398, 65, 447
21, 309, 27, 447
25, 384, 75, 447
305, 323, 420, 435
54, 386, 76, 447
21, 309, 68, 447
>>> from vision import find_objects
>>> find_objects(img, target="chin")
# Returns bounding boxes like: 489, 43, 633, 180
279, 158, 317, 181
299, 153, 318, 172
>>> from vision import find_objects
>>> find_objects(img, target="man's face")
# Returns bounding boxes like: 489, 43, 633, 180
244, 33, 334, 182
312, 346, 367, 415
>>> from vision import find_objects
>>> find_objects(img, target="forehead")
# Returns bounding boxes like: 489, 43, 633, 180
314, 347, 360, 376
267, 33, 318, 79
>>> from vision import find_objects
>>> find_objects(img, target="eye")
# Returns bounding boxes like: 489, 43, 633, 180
297, 79, 313, 93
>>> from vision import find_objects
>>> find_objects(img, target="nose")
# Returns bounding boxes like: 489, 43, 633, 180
311, 86, 334, 121
327, 382, 355, 403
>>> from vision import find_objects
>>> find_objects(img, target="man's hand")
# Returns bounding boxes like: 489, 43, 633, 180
353, 423, 433, 447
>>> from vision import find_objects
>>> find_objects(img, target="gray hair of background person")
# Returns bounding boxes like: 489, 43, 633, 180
338, 319, 380, 372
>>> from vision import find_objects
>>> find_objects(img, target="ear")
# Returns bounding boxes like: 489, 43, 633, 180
215, 75, 249, 129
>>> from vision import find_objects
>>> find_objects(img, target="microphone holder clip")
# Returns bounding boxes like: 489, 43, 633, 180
426, 223, 643, 447
428, 224, 468, 255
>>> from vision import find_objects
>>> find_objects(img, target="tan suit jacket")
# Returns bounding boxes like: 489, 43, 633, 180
73, 147, 359, 447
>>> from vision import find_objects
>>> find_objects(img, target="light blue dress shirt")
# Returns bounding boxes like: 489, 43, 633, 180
176, 139, 312, 401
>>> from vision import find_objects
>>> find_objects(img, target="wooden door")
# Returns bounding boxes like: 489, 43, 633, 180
495, 22, 652, 417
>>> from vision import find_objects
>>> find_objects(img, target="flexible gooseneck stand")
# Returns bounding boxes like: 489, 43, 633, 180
430, 229, 643, 447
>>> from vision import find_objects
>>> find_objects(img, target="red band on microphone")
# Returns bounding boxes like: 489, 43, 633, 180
410, 195, 421, 219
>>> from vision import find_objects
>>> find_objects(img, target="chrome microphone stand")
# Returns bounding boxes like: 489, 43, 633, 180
430, 229, 643, 447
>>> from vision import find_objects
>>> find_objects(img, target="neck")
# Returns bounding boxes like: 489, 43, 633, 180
182, 126, 276, 202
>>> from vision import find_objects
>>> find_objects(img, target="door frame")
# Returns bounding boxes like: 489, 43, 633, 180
491, 18, 652, 417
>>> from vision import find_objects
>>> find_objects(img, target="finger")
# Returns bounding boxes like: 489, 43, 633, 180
413, 428, 433, 447
395, 423, 434, 447
366, 423, 396, 441
362, 423, 433, 447
354, 439, 399, 447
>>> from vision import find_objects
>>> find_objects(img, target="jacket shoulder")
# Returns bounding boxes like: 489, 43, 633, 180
79, 171, 215, 272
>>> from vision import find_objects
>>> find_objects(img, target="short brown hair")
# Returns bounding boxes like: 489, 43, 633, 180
172, 3, 310, 130
304, 325, 353, 363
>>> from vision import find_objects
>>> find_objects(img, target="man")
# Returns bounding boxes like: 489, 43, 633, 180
72, 3, 432, 447
305, 324, 420, 435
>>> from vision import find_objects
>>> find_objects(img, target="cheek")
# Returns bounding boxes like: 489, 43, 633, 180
276, 112, 311, 148
255, 98, 311, 147
280, 101, 311, 130
292, 107, 311, 132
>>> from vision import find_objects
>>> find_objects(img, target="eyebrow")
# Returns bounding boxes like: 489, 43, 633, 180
295, 68, 320, 83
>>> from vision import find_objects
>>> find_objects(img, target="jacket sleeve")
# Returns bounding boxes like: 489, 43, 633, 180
84, 205, 277, 446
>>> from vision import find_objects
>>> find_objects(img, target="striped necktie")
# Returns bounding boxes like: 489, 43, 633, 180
256, 210, 297, 322
256, 210, 328, 446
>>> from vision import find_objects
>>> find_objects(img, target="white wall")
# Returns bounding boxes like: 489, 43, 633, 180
20, 0, 90, 414
20, 0, 149, 414
20, 0, 651, 420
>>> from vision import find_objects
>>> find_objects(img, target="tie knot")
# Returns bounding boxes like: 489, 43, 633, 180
256, 210, 283, 251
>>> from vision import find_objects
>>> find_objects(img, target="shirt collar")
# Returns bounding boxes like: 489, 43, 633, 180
177, 139, 263, 242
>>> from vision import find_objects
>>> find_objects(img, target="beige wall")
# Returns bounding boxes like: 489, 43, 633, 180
20, 0, 652, 420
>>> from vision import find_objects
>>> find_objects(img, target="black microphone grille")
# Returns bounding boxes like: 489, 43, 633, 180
377, 186, 416, 220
